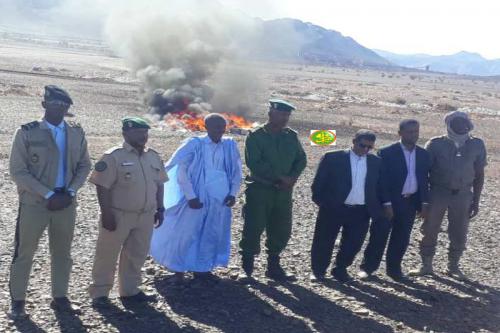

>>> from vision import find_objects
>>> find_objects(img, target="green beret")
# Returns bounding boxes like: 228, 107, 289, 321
44, 85, 73, 105
122, 116, 151, 130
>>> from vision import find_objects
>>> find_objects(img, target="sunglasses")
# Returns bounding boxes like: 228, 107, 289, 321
357, 142, 374, 150
46, 100, 70, 107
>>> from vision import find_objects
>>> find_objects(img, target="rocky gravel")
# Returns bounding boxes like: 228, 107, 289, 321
0, 41, 499, 333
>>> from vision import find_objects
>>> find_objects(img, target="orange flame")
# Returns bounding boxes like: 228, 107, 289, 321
163, 111, 256, 132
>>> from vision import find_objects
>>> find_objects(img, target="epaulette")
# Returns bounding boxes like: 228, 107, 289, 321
147, 147, 159, 154
21, 121, 40, 131
284, 127, 298, 135
67, 121, 82, 128
429, 135, 446, 142
249, 125, 265, 134
104, 146, 122, 155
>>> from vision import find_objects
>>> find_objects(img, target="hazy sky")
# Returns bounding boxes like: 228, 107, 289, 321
220, 0, 500, 59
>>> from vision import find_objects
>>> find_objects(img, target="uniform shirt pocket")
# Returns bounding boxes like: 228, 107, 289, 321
150, 164, 162, 183
118, 165, 140, 186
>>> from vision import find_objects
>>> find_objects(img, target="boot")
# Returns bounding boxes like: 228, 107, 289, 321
8, 300, 28, 320
408, 256, 434, 276
447, 257, 467, 281
241, 255, 254, 278
265, 255, 296, 282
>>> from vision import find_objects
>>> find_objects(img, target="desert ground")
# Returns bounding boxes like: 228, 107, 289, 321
0, 36, 499, 333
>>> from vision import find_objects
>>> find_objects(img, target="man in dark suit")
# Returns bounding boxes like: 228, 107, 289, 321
358, 119, 431, 281
310, 130, 392, 283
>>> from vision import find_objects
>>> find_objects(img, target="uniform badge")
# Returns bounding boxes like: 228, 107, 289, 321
31, 153, 39, 163
95, 161, 107, 172
128, 122, 133, 128
121, 162, 134, 166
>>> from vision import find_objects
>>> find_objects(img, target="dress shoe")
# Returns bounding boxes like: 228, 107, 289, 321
50, 297, 81, 314
332, 267, 352, 283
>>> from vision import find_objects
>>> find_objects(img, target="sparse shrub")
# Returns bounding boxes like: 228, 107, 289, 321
392, 97, 407, 105
436, 103, 458, 112
409, 75, 418, 80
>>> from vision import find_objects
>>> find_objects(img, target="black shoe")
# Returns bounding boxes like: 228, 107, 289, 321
193, 272, 219, 282
120, 291, 156, 304
91, 296, 112, 309
309, 272, 326, 283
332, 267, 352, 283
50, 297, 82, 314
265, 255, 296, 282
169, 272, 186, 285
387, 270, 410, 283
8, 300, 28, 320
241, 255, 255, 278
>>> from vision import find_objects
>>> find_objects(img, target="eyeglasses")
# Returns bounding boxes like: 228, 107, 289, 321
357, 142, 374, 150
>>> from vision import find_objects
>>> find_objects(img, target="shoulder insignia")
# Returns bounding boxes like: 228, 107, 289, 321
94, 161, 107, 172
67, 121, 82, 128
21, 121, 40, 131
285, 127, 298, 135
429, 135, 446, 141
104, 146, 122, 155
147, 147, 159, 154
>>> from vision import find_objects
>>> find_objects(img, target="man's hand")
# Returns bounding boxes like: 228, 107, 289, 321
101, 210, 117, 231
275, 176, 297, 191
418, 204, 430, 220
188, 198, 204, 209
383, 205, 394, 221
223, 195, 236, 207
469, 200, 480, 219
46, 193, 72, 211
154, 211, 164, 228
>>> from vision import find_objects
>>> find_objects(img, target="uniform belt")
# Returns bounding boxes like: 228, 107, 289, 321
401, 193, 415, 199
343, 204, 366, 209
53, 187, 66, 193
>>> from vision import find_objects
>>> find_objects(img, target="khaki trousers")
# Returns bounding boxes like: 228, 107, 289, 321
10, 203, 76, 301
419, 187, 472, 261
88, 209, 154, 298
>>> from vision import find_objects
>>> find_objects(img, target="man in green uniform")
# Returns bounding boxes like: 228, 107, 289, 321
88, 117, 168, 307
8, 86, 91, 318
239, 99, 307, 281
410, 111, 486, 280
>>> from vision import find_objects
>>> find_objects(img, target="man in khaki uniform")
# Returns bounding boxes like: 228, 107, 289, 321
410, 111, 486, 279
88, 117, 168, 307
8, 86, 91, 318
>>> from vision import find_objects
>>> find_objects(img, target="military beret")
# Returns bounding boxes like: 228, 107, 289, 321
269, 99, 296, 112
44, 85, 73, 105
122, 116, 151, 130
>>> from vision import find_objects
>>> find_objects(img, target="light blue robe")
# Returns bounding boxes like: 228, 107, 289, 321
150, 136, 242, 272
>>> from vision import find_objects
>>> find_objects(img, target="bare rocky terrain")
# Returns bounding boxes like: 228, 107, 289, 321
0, 39, 499, 333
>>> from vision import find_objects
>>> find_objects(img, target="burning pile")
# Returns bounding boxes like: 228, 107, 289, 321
163, 111, 257, 133
144, 66, 258, 133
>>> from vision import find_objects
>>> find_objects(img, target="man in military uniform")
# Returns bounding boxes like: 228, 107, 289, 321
8, 85, 91, 318
410, 111, 487, 279
239, 99, 307, 281
88, 117, 168, 306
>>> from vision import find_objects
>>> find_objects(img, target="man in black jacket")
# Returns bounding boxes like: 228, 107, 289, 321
358, 119, 431, 281
310, 130, 392, 283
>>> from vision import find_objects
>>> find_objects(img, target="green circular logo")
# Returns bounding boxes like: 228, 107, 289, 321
310, 130, 336, 146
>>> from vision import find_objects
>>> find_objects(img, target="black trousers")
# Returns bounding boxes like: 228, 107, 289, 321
361, 195, 418, 274
311, 204, 370, 276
